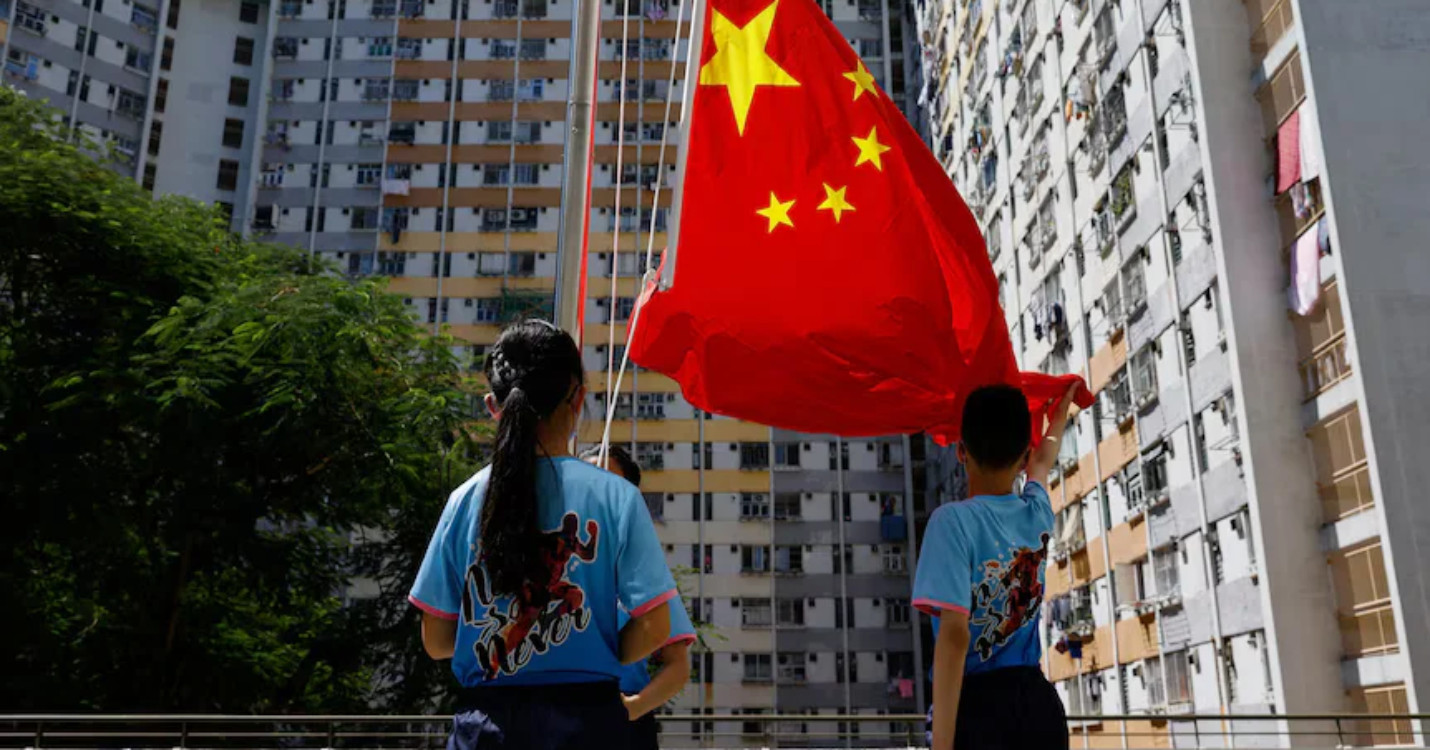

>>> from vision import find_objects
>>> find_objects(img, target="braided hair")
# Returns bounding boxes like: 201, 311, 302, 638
480, 319, 585, 596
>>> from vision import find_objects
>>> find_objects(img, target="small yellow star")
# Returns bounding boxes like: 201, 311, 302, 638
817, 183, 856, 223
843, 61, 878, 101
756, 191, 796, 232
852, 126, 892, 170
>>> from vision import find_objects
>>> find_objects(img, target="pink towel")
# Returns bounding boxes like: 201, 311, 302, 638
1277, 109, 1301, 194
898, 678, 914, 699
1288, 223, 1321, 316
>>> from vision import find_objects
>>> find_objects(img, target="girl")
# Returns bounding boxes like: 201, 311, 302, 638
409, 320, 676, 750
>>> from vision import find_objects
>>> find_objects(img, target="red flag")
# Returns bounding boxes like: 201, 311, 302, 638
630, 0, 1015, 442
1021, 372, 1095, 447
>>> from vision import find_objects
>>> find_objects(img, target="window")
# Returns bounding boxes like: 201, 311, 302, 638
376, 251, 406, 275
741, 545, 769, 573
228, 76, 251, 106
776, 599, 805, 627
371, 0, 397, 17
773, 442, 800, 469
888, 598, 911, 627
239, 0, 259, 22
351, 207, 381, 230
392, 79, 420, 101
116, 89, 147, 119
881, 544, 906, 574
778, 653, 807, 683
739, 443, 769, 470
396, 37, 422, 59
216, 159, 240, 191
475, 298, 501, 323
740, 600, 772, 627
634, 442, 664, 471
221, 118, 244, 148
356, 163, 382, 186
774, 546, 803, 574
233, 37, 254, 65
1153, 547, 1180, 598
740, 493, 770, 520
743, 653, 773, 683
774, 493, 801, 520
124, 47, 153, 71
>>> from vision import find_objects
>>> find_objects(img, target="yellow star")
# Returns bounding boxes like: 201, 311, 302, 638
698, 1, 800, 135
843, 61, 878, 101
756, 192, 796, 232
817, 183, 855, 223
852, 126, 892, 170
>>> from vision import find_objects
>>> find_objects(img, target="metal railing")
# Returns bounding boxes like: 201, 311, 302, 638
1, 713, 1426, 748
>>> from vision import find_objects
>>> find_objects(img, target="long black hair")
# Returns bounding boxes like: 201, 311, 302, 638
480, 319, 584, 595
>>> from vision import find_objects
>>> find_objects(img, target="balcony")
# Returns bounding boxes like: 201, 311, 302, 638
1320, 460, 1373, 524
1300, 332, 1351, 401
1249, 0, 1295, 60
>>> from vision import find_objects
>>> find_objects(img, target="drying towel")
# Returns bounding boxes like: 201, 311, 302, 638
1288, 222, 1321, 316
1300, 102, 1321, 182
1276, 109, 1301, 194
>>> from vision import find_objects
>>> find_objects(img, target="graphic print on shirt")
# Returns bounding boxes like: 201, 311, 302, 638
462, 512, 600, 680
969, 533, 1050, 661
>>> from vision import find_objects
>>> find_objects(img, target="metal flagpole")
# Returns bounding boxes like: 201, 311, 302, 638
554, 0, 605, 341
657, 0, 707, 291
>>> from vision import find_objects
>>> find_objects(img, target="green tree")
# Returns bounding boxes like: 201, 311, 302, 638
0, 87, 478, 711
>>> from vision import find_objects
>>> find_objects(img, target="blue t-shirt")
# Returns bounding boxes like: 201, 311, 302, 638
616, 597, 697, 694
409, 457, 678, 687
912, 480, 1054, 676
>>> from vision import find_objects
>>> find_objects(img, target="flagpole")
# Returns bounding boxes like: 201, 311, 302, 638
555, 0, 604, 340
656, 0, 706, 290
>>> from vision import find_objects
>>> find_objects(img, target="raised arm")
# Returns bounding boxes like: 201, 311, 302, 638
1026, 383, 1080, 487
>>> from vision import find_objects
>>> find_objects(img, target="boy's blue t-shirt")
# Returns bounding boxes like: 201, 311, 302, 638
409, 457, 678, 687
616, 597, 697, 694
912, 480, 1054, 676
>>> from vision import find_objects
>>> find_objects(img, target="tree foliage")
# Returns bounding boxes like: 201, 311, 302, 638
0, 87, 480, 711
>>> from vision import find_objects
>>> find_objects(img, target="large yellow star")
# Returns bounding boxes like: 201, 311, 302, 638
756, 192, 796, 232
852, 126, 892, 170
817, 183, 855, 223
698, 1, 800, 135
843, 61, 878, 101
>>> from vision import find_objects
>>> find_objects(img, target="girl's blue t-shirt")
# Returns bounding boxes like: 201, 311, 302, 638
409, 457, 677, 687
616, 597, 697, 694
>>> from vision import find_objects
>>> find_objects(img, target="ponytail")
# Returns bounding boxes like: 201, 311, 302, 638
479, 320, 584, 596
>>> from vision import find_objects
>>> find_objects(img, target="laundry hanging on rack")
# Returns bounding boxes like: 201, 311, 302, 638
1300, 101, 1321, 182
1290, 181, 1312, 220
1276, 109, 1301, 194
1288, 220, 1322, 316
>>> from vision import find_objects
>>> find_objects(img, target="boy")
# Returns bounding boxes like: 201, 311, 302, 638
580, 445, 696, 750
913, 383, 1078, 750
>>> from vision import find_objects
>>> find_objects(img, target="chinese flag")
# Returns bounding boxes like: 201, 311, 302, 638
629, 0, 1016, 442
1022, 372, 1096, 447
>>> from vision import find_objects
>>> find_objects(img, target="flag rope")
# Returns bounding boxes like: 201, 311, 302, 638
600, 0, 637, 465
598, 0, 701, 464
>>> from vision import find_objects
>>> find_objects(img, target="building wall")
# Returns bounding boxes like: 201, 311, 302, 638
1293, 0, 1430, 712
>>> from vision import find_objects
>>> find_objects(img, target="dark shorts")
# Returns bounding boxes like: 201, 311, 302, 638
449, 680, 629, 750
629, 712, 659, 750
926, 666, 1069, 750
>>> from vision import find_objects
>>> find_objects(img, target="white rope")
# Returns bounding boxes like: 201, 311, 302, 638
597, 0, 702, 464
600, 0, 637, 466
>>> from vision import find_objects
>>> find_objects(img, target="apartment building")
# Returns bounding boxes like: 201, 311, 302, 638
1, 0, 273, 220
907, 0, 1430, 744
4, 0, 930, 741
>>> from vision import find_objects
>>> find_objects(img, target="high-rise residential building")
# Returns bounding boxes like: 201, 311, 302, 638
1, 0, 274, 221
5, 0, 929, 740
907, 0, 1430, 744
